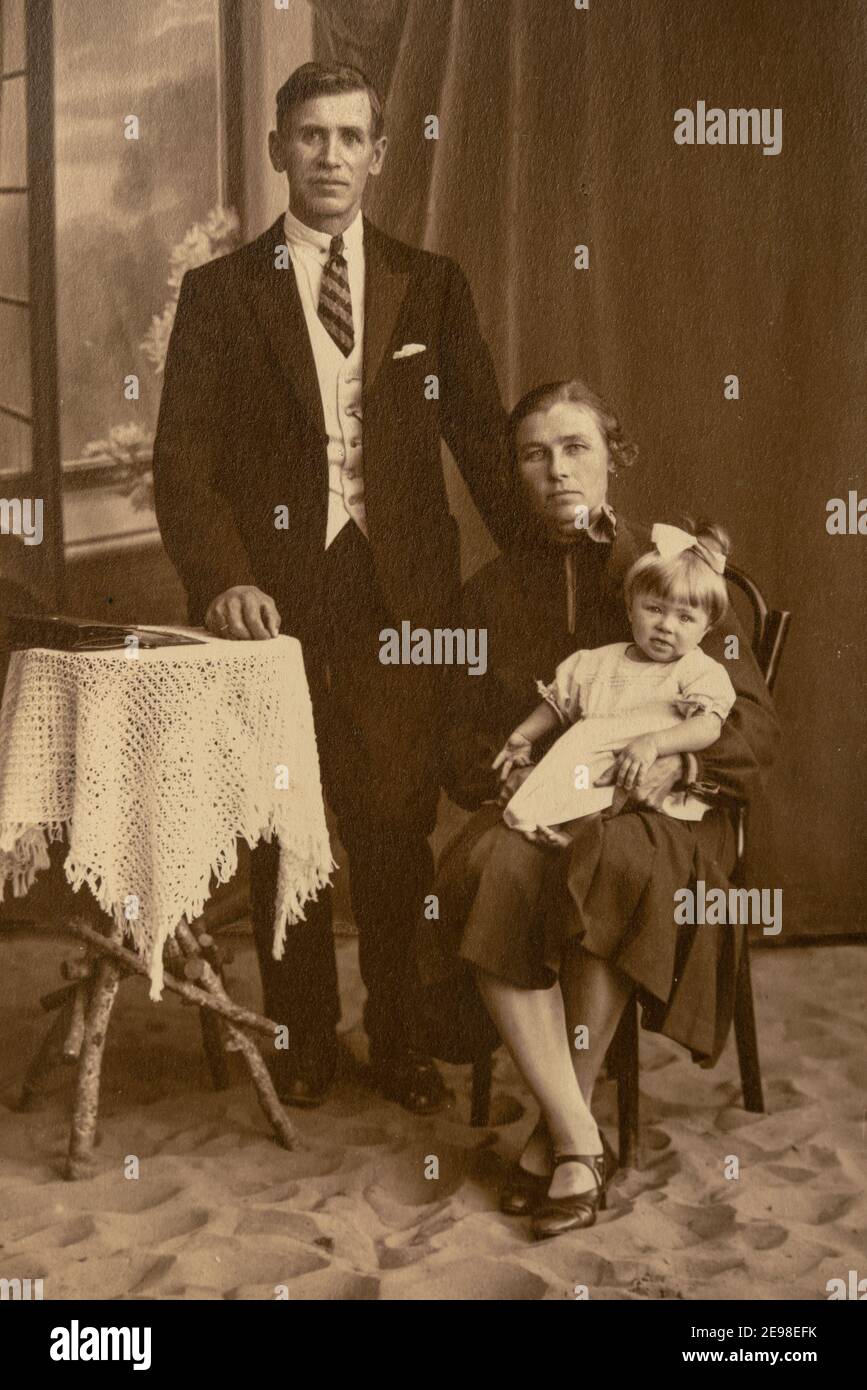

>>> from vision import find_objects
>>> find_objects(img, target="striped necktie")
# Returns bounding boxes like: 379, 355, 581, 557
318, 233, 354, 356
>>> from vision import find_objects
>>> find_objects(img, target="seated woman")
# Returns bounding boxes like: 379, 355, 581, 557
423, 378, 779, 1241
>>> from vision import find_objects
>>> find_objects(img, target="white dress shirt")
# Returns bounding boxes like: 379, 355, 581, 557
283, 205, 366, 547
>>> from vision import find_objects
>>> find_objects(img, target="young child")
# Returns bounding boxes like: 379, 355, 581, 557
496, 522, 737, 840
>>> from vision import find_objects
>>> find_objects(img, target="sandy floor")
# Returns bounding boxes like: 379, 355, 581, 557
0, 931, 864, 1302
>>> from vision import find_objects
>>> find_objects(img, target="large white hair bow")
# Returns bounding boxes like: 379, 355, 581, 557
651, 523, 726, 575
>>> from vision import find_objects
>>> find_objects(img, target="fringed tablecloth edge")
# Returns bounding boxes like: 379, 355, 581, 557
268, 790, 336, 962
0, 819, 68, 899
61, 849, 163, 991
1, 814, 336, 1003
271, 846, 337, 963
66, 821, 335, 1001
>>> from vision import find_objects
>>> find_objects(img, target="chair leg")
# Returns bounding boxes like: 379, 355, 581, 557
733, 943, 764, 1113
614, 1000, 640, 1170
470, 1053, 493, 1127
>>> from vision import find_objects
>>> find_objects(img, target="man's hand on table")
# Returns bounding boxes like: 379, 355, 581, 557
594, 752, 683, 810
205, 586, 282, 641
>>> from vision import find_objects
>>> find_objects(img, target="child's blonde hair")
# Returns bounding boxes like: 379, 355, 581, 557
624, 521, 731, 627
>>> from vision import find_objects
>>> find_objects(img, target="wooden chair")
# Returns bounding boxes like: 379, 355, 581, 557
469, 562, 791, 1165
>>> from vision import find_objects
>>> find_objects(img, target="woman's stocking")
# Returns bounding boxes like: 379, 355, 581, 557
518, 1116, 553, 1177
476, 969, 602, 1195
559, 944, 634, 1105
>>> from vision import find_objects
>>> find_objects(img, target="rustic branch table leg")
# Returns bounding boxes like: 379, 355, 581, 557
24, 915, 295, 1166
186, 926, 231, 1089
221, 1019, 295, 1148
65, 927, 124, 1180
175, 922, 295, 1150
199, 1007, 230, 1090
17, 997, 75, 1112
70, 919, 279, 1037
19, 948, 96, 1107
62, 983, 89, 1064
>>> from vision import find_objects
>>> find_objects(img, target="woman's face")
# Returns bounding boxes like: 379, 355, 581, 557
514, 401, 612, 542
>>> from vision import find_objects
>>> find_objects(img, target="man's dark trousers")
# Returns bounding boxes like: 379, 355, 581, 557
250, 520, 442, 1063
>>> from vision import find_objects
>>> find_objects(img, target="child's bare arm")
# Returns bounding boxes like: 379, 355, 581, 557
512, 700, 561, 747
491, 700, 561, 777
615, 713, 723, 791
650, 712, 723, 757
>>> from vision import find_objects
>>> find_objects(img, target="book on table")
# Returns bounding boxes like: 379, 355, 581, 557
1, 615, 206, 652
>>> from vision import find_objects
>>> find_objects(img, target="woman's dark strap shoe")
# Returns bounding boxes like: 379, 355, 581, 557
531, 1150, 608, 1240
502, 1129, 617, 1219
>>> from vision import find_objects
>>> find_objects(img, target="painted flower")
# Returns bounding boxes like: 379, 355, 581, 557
82, 205, 240, 511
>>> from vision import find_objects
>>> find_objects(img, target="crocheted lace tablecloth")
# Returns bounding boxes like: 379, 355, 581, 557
0, 630, 334, 998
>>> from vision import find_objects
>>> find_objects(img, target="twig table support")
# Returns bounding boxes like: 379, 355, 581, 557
0, 629, 334, 1177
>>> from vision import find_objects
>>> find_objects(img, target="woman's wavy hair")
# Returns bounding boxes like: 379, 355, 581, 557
507, 378, 639, 475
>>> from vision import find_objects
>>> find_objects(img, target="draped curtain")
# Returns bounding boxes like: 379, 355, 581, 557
311, 0, 867, 935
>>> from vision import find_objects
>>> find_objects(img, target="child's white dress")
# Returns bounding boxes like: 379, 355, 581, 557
504, 642, 737, 832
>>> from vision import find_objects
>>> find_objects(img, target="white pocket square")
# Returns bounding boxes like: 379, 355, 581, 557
392, 343, 427, 358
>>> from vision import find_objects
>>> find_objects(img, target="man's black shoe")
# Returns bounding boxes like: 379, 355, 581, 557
269, 1031, 338, 1109
277, 1071, 330, 1109
370, 1050, 450, 1115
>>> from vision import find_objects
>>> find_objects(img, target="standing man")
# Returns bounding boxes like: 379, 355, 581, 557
152, 63, 514, 1112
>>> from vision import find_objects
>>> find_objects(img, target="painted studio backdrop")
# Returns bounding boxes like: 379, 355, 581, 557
0, 0, 864, 938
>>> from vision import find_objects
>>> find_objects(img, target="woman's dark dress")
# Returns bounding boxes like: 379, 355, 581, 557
420, 517, 779, 1067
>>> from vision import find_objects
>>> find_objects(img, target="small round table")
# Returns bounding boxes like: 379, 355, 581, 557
0, 627, 333, 1176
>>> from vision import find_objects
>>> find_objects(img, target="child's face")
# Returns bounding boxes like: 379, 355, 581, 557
629, 590, 711, 662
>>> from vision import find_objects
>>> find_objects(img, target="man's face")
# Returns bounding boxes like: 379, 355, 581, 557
515, 401, 612, 542
269, 91, 387, 231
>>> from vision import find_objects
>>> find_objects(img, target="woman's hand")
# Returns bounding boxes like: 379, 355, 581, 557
492, 732, 534, 781
497, 762, 535, 806
596, 751, 682, 809
614, 735, 659, 792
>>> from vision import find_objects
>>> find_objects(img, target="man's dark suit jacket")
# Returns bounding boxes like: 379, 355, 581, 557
152, 214, 514, 652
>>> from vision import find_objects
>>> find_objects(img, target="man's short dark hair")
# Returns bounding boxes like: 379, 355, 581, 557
275, 62, 384, 140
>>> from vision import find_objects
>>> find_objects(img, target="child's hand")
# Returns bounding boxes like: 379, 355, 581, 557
524, 824, 571, 848
492, 732, 534, 780
615, 735, 659, 792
